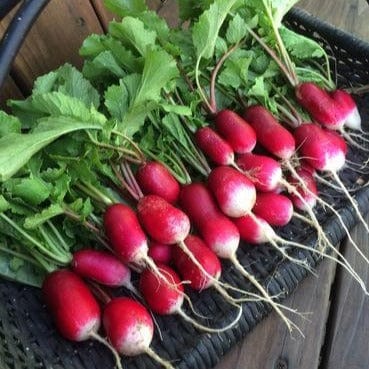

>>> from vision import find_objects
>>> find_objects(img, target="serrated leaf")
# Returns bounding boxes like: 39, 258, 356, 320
103, 0, 146, 17
11, 177, 51, 206
161, 104, 192, 116
109, 17, 157, 57
0, 117, 102, 181
24, 204, 64, 229
0, 111, 21, 137
226, 14, 248, 44
192, 0, 239, 59
280, 26, 325, 59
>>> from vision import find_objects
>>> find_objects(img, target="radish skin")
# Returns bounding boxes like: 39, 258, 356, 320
72, 249, 134, 290
42, 269, 123, 369
214, 110, 257, 153
331, 89, 361, 130
136, 161, 180, 204
208, 166, 257, 218
243, 105, 296, 160
148, 242, 172, 265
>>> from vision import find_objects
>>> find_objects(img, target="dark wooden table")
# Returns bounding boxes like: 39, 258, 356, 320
1, 1, 369, 369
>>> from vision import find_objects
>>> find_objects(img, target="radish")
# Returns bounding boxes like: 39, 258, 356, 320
137, 194, 190, 245
136, 161, 180, 204
194, 126, 235, 166
42, 269, 123, 369
103, 297, 174, 369
214, 110, 257, 153
139, 264, 242, 332
295, 83, 345, 130
178, 182, 300, 332
148, 241, 172, 265
236, 153, 283, 192
331, 89, 361, 130
71, 249, 136, 292
252, 192, 293, 227
207, 166, 257, 218
243, 105, 296, 160
172, 234, 222, 290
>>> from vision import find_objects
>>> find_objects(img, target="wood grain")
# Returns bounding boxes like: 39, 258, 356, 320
322, 215, 369, 369
89, 0, 116, 31
0, 77, 23, 110
214, 260, 337, 369
0, 0, 104, 95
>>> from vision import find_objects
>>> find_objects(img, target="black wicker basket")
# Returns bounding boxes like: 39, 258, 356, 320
1, 3, 369, 369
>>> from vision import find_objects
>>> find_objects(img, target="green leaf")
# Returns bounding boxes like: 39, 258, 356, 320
280, 26, 325, 59
104, 80, 130, 121
109, 17, 157, 57
192, 0, 239, 59
262, 0, 300, 26
0, 111, 21, 137
103, 0, 146, 17
11, 177, 51, 206
161, 104, 192, 116
0, 246, 46, 287
226, 13, 248, 44
0, 196, 10, 213
0, 117, 102, 181
24, 204, 64, 229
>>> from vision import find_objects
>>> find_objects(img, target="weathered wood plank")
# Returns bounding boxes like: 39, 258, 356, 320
214, 260, 337, 369
0, 0, 104, 94
321, 215, 369, 369
89, 0, 115, 31
298, 0, 369, 40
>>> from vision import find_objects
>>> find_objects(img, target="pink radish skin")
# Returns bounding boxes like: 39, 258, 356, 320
148, 242, 172, 265
236, 153, 283, 192
103, 297, 154, 356
173, 235, 222, 290
179, 183, 240, 258
72, 249, 132, 288
294, 123, 347, 172
233, 214, 275, 244
104, 204, 149, 266
243, 105, 296, 160
195, 126, 235, 165
208, 166, 257, 218
252, 193, 293, 227
42, 269, 101, 342
287, 168, 318, 211
295, 82, 345, 130
214, 110, 257, 153
137, 195, 190, 245
136, 161, 180, 204
331, 89, 361, 130
139, 264, 184, 315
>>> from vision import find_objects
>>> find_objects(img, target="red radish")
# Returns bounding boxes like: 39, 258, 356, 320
172, 234, 221, 290
103, 203, 150, 268
233, 213, 276, 244
103, 297, 173, 369
252, 192, 293, 227
72, 249, 135, 291
148, 242, 172, 265
139, 264, 242, 332
287, 167, 318, 211
42, 269, 123, 369
236, 153, 283, 192
331, 89, 361, 130
179, 183, 240, 258
137, 194, 190, 245
194, 126, 235, 165
178, 183, 298, 331
295, 82, 345, 130
214, 110, 257, 153
294, 123, 347, 172
207, 166, 257, 218
243, 105, 296, 160
136, 161, 180, 204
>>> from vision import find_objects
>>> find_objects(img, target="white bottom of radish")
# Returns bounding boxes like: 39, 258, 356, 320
222, 187, 256, 218
322, 151, 346, 172
212, 235, 240, 259
131, 242, 149, 267
117, 323, 153, 356
77, 318, 100, 341
344, 107, 361, 130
